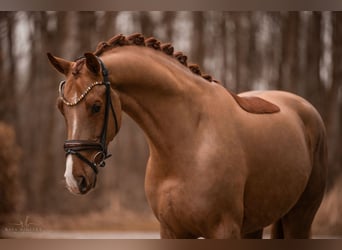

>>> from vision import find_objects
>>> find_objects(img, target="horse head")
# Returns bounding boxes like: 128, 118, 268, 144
47, 52, 121, 195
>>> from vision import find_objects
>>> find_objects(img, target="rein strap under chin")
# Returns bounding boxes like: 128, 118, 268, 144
62, 57, 118, 174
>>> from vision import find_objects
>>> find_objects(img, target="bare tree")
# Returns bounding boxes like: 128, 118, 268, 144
138, 12, 155, 37
278, 12, 300, 91
0, 12, 16, 124
233, 12, 254, 92
327, 12, 342, 185
191, 12, 205, 67
305, 12, 323, 110
162, 12, 175, 41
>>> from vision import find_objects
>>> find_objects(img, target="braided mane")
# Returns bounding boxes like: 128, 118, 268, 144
93, 33, 219, 84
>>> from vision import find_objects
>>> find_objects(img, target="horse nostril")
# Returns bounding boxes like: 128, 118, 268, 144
76, 176, 88, 193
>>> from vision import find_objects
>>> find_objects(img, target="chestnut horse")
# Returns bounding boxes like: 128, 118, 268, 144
47, 34, 327, 239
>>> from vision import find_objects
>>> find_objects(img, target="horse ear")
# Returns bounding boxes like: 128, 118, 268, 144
47, 53, 71, 75
84, 52, 100, 75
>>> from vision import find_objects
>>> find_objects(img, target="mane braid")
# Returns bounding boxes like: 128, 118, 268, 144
202, 74, 212, 82
189, 64, 201, 75
174, 52, 188, 66
93, 33, 217, 83
145, 37, 161, 50
161, 43, 174, 55
127, 33, 145, 46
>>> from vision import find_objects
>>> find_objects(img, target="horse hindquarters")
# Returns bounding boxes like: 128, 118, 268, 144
272, 119, 327, 239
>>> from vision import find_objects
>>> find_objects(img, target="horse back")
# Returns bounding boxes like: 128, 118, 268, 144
239, 90, 326, 154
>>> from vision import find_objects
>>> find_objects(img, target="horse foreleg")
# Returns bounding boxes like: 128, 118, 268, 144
243, 229, 264, 239
207, 215, 242, 239
159, 223, 196, 239
160, 224, 178, 239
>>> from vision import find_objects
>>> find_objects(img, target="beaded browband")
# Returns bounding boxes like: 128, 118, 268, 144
59, 80, 104, 106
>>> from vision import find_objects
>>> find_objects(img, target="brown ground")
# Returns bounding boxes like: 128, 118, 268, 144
313, 177, 342, 235
3, 182, 341, 237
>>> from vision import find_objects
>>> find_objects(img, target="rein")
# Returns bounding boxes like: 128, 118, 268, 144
60, 57, 119, 174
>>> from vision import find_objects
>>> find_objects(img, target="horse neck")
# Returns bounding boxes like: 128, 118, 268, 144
101, 47, 208, 156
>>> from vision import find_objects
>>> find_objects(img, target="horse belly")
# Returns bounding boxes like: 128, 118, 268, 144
240, 115, 312, 233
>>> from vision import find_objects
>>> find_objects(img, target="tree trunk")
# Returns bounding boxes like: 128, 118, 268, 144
0, 13, 16, 124
221, 12, 228, 88
191, 12, 205, 67
233, 12, 252, 93
77, 12, 97, 54
139, 12, 154, 37
162, 12, 176, 41
327, 12, 342, 184
305, 12, 323, 111
278, 12, 300, 91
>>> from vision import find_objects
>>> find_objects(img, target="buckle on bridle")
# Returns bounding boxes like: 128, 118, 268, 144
93, 151, 107, 168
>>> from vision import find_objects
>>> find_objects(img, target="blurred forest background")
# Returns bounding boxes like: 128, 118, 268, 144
0, 11, 341, 236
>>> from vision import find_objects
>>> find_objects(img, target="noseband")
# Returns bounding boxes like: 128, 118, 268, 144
60, 57, 119, 174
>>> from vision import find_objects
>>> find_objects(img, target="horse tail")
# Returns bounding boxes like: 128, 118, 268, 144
271, 220, 284, 239
312, 117, 328, 194
309, 107, 328, 195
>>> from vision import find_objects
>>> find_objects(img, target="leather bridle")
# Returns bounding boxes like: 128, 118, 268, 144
60, 57, 119, 174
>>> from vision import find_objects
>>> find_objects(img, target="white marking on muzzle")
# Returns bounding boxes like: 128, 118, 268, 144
64, 155, 78, 191
65, 94, 80, 192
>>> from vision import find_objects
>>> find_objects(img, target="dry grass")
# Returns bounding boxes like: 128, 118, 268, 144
3, 185, 341, 238
0, 122, 22, 221
6, 184, 341, 236
4, 201, 159, 233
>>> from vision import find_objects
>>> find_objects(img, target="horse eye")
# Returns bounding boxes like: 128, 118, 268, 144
92, 104, 101, 113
